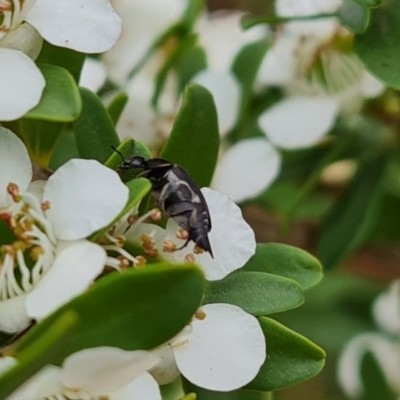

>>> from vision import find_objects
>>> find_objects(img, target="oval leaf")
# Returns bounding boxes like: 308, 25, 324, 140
338, 0, 371, 33
247, 317, 326, 391
0, 312, 78, 399
19, 120, 65, 168
182, 380, 272, 400
242, 243, 322, 291
107, 92, 129, 125
354, 0, 400, 88
73, 87, 120, 163
160, 83, 219, 187
37, 41, 85, 82
24, 64, 82, 122
204, 271, 304, 315
317, 153, 387, 270
14, 264, 204, 365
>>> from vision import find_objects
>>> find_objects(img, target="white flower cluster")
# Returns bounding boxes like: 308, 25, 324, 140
0, 129, 266, 398
86, 0, 385, 205
337, 280, 400, 398
0, 0, 122, 121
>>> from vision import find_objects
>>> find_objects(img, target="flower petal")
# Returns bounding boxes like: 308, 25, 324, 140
257, 35, 298, 86
0, 48, 45, 121
0, 294, 31, 334
361, 72, 385, 99
258, 96, 339, 149
212, 138, 281, 202
197, 11, 267, 72
110, 372, 161, 400
162, 188, 256, 281
0, 23, 43, 60
0, 127, 32, 207
173, 304, 266, 391
101, 0, 186, 85
62, 347, 159, 397
79, 58, 107, 93
7, 365, 63, 400
337, 333, 400, 398
276, 0, 340, 38
26, 241, 106, 319
0, 357, 17, 376
192, 70, 240, 135
25, 0, 122, 53
43, 159, 128, 240
372, 280, 400, 335
149, 345, 180, 385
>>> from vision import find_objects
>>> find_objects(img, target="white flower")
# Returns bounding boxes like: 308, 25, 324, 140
0, 127, 129, 332
256, 0, 384, 149
196, 10, 267, 73
0, 0, 122, 120
151, 303, 266, 391
102, 0, 187, 85
258, 96, 339, 149
6, 347, 161, 400
373, 280, 400, 336
211, 137, 281, 203
337, 280, 400, 398
337, 333, 400, 398
79, 58, 107, 93
124, 188, 256, 281
112, 56, 178, 147
191, 69, 240, 135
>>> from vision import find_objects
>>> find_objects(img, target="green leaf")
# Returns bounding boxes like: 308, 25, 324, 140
152, 34, 197, 108
14, 264, 204, 365
106, 138, 152, 168
204, 271, 304, 315
24, 64, 82, 122
73, 88, 120, 163
231, 40, 269, 131
338, 0, 370, 34
160, 84, 219, 187
317, 153, 388, 270
353, 0, 382, 7
182, 380, 272, 400
0, 312, 78, 399
49, 127, 80, 170
19, 120, 65, 168
247, 317, 326, 391
37, 41, 85, 82
242, 243, 322, 291
107, 92, 129, 125
354, 0, 400, 88
89, 177, 151, 242
175, 45, 207, 92
361, 352, 396, 400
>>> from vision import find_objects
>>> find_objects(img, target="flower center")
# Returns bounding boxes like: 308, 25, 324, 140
0, 183, 57, 301
0, 0, 31, 40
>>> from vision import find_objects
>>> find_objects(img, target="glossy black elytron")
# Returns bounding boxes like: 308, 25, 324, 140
113, 148, 213, 257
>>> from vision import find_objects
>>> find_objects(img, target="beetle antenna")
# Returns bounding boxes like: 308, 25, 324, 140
111, 145, 125, 162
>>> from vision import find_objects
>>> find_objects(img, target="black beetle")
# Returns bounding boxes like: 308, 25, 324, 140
112, 147, 213, 257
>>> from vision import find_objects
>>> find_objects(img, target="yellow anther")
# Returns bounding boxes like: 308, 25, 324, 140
184, 253, 195, 263
150, 208, 162, 221
41, 200, 51, 211
163, 240, 177, 253
195, 310, 207, 320
193, 245, 204, 255
176, 229, 189, 240
30, 246, 44, 261
7, 183, 21, 202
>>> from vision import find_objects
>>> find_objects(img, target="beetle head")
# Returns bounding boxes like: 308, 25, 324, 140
118, 156, 146, 172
